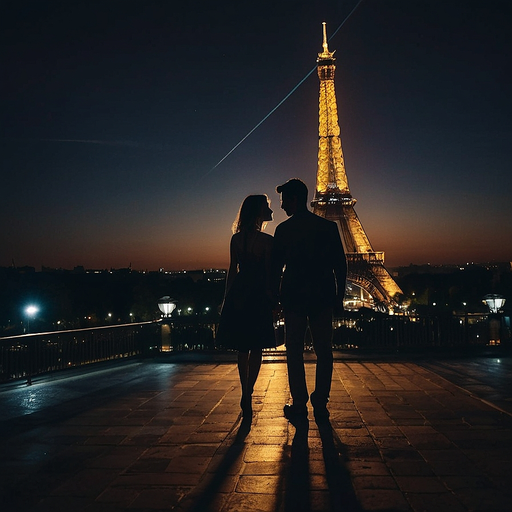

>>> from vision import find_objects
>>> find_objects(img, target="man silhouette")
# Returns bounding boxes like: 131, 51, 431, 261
273, 178, 347, 422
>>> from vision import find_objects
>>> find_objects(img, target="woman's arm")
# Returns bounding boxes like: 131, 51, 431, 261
224, 235, 238, 299
263, 234, 276, 306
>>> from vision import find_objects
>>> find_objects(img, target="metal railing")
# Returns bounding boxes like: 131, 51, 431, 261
0, 322, 160, 384
1, 313, 509, 384
331, 312, 509, 350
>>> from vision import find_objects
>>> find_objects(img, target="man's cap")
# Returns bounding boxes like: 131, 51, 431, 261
276, 178, 308, 198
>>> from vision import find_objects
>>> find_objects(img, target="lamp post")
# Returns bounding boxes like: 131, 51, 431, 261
482, 294, 506, 346
24, 304, 39, 385
158, 297, 177, 352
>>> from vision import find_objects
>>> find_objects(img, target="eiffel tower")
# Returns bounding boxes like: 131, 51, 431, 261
311, 23, 402, 311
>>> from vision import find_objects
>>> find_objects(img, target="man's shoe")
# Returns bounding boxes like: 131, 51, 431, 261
310, 392, 330, 421
283, 404, 308, 422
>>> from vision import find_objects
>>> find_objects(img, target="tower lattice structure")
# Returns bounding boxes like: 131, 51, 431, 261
311, 23, 402, 310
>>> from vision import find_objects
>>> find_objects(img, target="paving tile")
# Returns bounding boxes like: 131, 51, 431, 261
113, 471, 203, 486
186, 431, 228, 443
309, 473, 328, 490
95, 487, 140, 506
404, 492, 467, 512
244, 444, 286, 463
50, 469, 120, 497
403, 434, 453, 450
84, 435, 127, 446
179, 443, 220, 457
125, 458, 170, 473
33, 496, 94, 512
380, 448, 423, 461
121, 434, 162, 446
428, 459, 480, 476
387, 460, 435, 477
223, 491, 279, 512
454, 488, 512, 511
418, 448, 467, 462
374, 436, 413, 450
351, 475, 398, 490
367, 425, 404, 437
356, 489, 411, 511
236, 475, 281, 494
346, 460, 392, 476
394, 475, 447, 493
242, 461, 282, 475
166, 455, 212, 474
209, 450, 246, 476
442, 475, 495, 490
126, 487, 189, 509
176, 491, 231, 512
307, 490, 332, 510
140, 446, 180, 459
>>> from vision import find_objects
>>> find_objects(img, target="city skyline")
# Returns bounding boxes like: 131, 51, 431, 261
2, 1, 511, 271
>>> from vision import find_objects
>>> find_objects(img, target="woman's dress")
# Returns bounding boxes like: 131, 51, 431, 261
217, 232, 276, 351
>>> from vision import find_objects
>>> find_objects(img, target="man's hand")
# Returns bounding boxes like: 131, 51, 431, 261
333, 295, 344, 316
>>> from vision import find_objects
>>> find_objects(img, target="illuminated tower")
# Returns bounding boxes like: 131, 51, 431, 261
311, 23, 402, 311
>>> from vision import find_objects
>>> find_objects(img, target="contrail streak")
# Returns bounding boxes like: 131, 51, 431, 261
204, 0, 364, 177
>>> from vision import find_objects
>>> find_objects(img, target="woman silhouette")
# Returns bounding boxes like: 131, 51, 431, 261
217, 195, 276, 419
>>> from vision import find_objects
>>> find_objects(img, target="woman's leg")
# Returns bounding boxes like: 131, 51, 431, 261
247, 348, 263, 396
237, 351, 251, 416
238, 351, 249, 396
237, 349, 262, 417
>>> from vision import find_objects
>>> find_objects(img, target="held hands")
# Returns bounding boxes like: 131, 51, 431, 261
266, 289, 280, 311
333, 294, 344, 316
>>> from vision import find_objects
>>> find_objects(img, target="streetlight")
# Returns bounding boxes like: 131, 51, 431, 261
482, 294, 506, 314
24, 305, 39, 333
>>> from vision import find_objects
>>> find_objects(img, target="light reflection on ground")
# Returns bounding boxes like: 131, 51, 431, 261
0, 362, 180, 420
420, 356, 512, 414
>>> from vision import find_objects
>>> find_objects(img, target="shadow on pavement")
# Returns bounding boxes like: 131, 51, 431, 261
283, 417, 310, 511
317, 418, 361, 512
185, 417, 251, 512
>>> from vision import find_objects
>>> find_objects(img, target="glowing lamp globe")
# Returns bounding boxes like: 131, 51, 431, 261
158, 296, 176, 317
25, 305, 39, 317
482, 294, 506, 314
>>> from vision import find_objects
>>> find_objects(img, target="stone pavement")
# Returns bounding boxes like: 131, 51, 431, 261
1, 358, 511, 512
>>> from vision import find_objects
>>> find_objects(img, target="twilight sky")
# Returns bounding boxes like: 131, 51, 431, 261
1, 0, 511, 271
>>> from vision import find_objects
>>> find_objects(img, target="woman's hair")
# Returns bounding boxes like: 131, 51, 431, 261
233, 194, 269, 234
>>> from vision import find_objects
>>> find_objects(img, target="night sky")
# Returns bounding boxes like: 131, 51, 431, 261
2, 1, 511, 271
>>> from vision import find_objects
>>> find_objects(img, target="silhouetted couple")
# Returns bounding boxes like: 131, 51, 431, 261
217, 178, 347, 424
